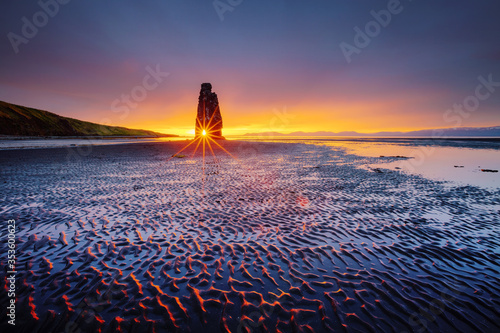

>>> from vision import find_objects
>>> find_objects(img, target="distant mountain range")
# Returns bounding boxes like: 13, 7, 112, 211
0, 100, 176, 137
243, 126, 500, 138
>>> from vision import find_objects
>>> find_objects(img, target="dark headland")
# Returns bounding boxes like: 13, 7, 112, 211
0, 100, 177, 138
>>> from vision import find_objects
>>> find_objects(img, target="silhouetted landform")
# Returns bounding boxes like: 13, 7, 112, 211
195, 83, 224, 139
243, 126, 500, 137
379, 155, 409, 158
0, 100, 176, 137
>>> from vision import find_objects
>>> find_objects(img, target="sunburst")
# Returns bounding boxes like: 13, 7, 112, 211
166, 101, 240, 193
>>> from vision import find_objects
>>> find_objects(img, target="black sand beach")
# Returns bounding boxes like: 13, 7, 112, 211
1, 140, 499, 332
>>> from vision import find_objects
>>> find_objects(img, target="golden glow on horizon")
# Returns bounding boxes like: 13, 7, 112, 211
150, 124, 470, 137
109, 95, 496, 136
137, 120, 495, 137
72, 80, 497, 136
135, 105, 449, 136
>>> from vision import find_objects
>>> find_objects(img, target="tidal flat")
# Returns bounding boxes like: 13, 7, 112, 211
0, 139, 499, 332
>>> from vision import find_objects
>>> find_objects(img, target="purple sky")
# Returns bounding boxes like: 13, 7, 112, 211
1, 0, 499, 135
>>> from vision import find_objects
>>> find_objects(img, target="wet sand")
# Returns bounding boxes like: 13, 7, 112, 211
1, 140, 499, 332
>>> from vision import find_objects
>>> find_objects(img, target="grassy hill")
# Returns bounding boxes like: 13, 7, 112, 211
0, 100, 176, 137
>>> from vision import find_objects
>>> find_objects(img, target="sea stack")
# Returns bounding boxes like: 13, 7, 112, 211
195, 83, 224, 139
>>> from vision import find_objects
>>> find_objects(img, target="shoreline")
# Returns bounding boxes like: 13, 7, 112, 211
2, 135, 499, 140
235, 135, 500, 142
1, 138, 498, 189
1, 135, 500, 152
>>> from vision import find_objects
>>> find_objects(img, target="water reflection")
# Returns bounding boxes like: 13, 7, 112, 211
322, 140, 499, 189
235, 137, 500, 189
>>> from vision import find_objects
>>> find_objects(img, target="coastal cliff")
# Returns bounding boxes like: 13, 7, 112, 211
0, 100, 174, 137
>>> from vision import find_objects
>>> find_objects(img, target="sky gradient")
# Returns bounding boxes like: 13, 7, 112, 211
1, 0, 500, 135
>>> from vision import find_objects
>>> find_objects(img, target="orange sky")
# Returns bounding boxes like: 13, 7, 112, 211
83, 85, 499, 136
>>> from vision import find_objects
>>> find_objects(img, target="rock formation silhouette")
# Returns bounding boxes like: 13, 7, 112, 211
195, 83, 224, 139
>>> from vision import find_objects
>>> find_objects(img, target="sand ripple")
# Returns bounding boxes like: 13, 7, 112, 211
1, 141, 499, 332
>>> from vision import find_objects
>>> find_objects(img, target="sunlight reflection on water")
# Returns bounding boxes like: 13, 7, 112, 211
235, 136, 500, 189
331, 142, 500, 189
